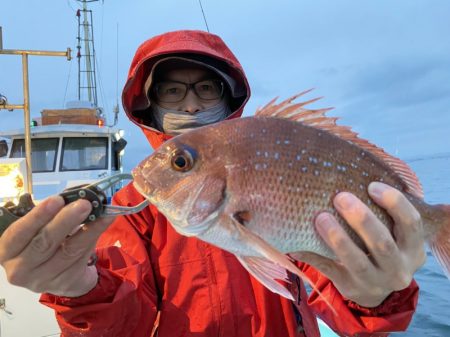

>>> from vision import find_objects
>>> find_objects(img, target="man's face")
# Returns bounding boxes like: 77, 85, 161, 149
153, 67, 224, 113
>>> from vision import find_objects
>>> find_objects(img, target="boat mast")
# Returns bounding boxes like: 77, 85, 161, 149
76, 0, 99, 107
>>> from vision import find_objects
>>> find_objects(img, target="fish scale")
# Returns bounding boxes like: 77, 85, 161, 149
210, 117, 401, 257
132, 94, 450, 302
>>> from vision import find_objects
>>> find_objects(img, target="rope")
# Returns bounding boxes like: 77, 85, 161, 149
62, 57, 73, 108
95, 53, 109, 113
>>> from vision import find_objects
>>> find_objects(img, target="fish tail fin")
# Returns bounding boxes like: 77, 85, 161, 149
428, 204, 450, 279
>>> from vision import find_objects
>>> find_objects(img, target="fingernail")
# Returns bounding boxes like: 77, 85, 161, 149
334, 192, 354, 210
315, 213, 333, 232
70, 199, 91, 216
45, 196, 65, 213
368, 181, 387, 199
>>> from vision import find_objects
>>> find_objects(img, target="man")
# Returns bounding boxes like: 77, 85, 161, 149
0, 30, 424, 336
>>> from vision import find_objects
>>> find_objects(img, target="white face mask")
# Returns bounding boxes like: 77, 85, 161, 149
152, 100, 231, 135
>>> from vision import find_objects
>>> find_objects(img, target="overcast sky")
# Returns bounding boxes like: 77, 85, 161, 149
1, 0, 449, 171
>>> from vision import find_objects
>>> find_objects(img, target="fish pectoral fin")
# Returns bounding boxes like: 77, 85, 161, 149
230, 218, 336, 315
236, 255, 294, 301
228, 216, 300, 300
230, 217, 308, 281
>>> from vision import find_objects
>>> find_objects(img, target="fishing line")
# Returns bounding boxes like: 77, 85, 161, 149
66, 0, 77, 12
198, 0, 210, 32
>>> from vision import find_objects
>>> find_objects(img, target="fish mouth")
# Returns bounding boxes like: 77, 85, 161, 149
132, 167, 157, 202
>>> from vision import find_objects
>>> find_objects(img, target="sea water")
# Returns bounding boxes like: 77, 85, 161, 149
396, 155, 450, 337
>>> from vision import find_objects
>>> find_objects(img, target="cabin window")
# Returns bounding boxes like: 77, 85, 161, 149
60, 137, 108, 171
0, 140, 8, 157
10, 138, 59, 172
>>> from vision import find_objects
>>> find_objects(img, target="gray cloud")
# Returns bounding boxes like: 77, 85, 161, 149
1, 0, 449, 162
345, 56, 450, 107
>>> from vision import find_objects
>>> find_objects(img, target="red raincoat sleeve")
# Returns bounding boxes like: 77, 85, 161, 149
300, 262, 419, 337
40, 185, 158, 337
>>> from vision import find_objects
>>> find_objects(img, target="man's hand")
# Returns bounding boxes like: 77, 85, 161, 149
292, 182, 426, 307
0, 196, 115, 297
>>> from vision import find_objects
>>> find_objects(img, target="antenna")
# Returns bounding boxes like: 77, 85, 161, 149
110, 22, 119, 127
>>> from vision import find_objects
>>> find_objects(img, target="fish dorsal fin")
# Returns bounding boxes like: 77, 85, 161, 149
255, 90, 424, 199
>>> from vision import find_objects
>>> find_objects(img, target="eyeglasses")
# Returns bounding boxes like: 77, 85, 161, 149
152, 79, 224, 103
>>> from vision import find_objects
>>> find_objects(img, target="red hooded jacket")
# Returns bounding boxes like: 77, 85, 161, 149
40, 30, 418, 337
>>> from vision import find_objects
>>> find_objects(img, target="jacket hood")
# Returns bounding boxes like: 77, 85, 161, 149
122, 30, 251, 149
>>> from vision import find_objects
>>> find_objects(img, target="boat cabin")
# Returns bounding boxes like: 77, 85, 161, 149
0, 109, 126, 203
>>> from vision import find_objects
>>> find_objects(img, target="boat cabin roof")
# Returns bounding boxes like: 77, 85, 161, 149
0, 124, 119, 139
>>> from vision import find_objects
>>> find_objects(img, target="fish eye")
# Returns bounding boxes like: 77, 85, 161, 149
171, 147, 196, 172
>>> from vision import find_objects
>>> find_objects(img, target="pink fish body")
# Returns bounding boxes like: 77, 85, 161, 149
132, 92, 450, 300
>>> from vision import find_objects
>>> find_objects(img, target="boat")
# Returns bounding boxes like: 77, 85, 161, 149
0, 104, 126, 204
0, 104, 128, 336
0, 1, 128, 335
0, 109, 127, 337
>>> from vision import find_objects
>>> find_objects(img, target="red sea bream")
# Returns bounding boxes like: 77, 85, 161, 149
132, 92, 450, 301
